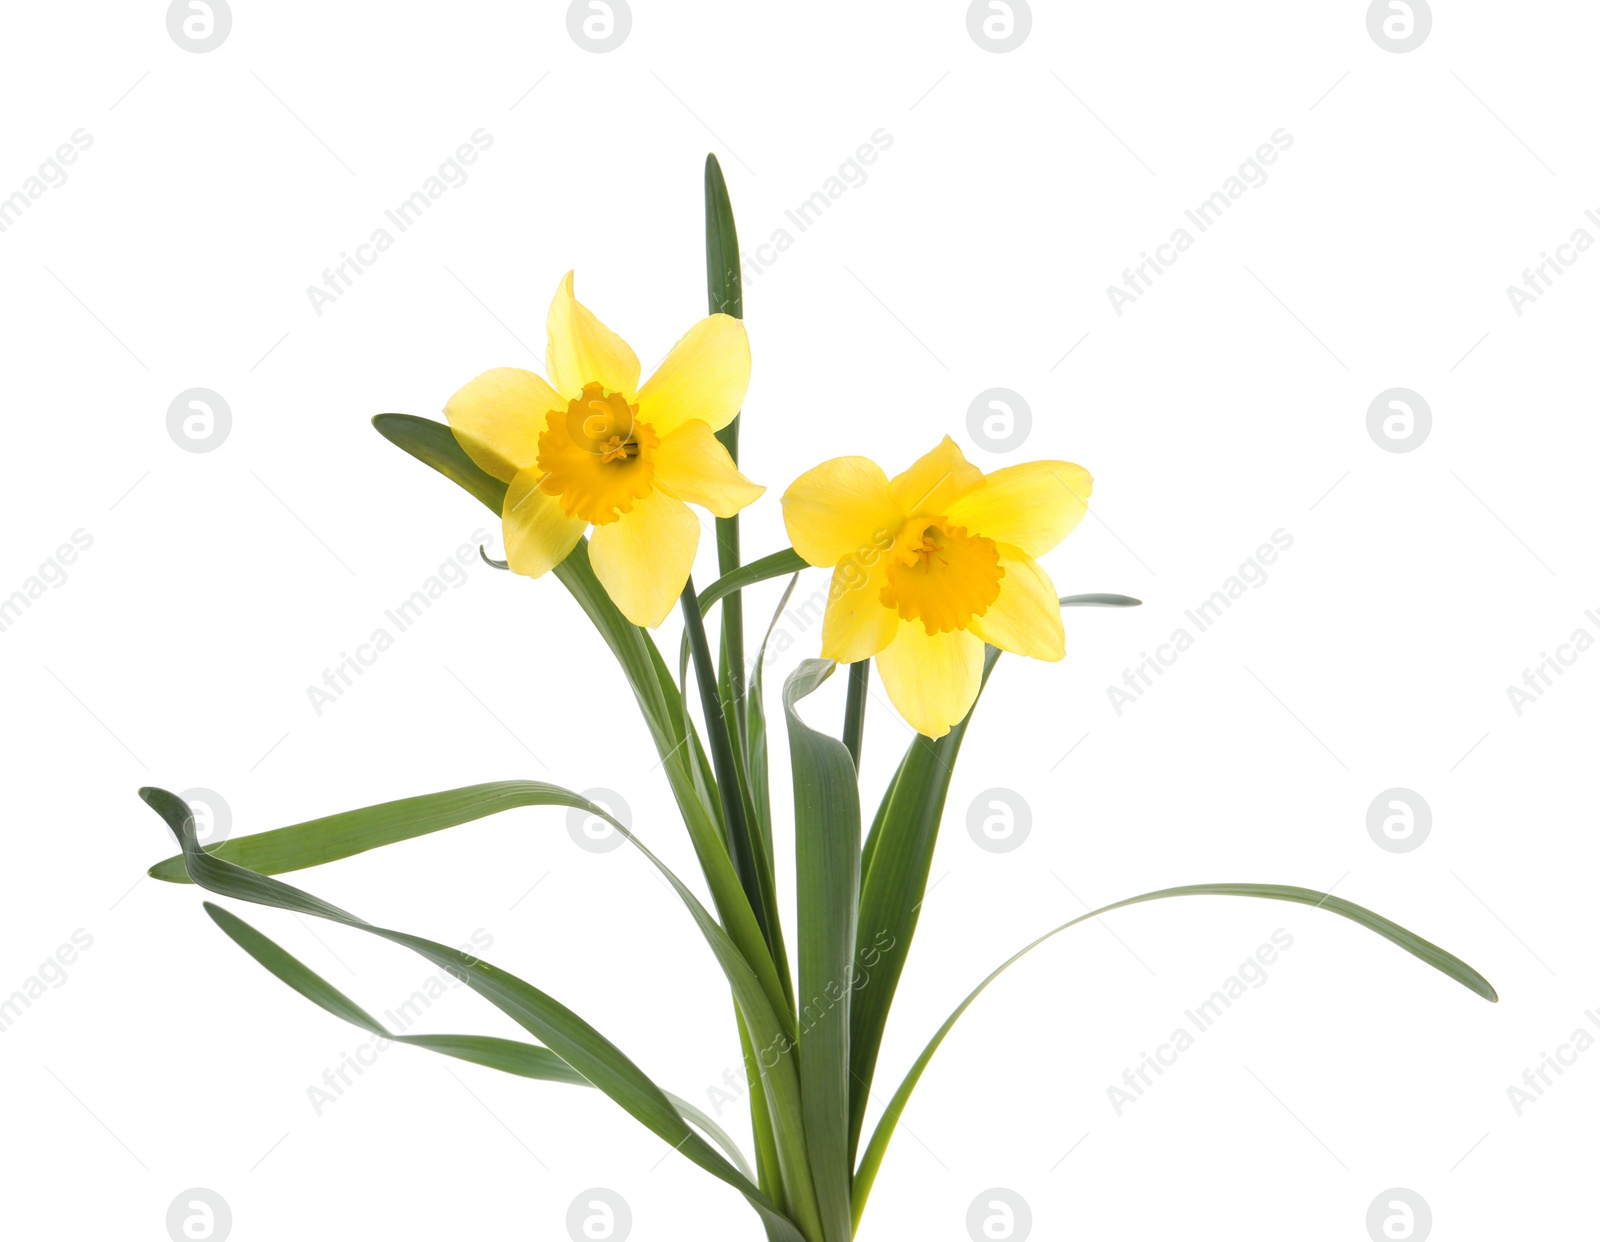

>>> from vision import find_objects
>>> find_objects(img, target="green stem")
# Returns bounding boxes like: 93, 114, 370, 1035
681, 576, 769, 946
842, 660, 869, 772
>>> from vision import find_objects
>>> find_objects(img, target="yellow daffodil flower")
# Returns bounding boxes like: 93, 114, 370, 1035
782, 437, 1092, 738
445, 272, 762, 627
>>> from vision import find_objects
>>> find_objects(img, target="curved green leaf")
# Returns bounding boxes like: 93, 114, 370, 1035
203, 902, 756, 1179
704, 153, 749, 765
847, 592, 1141, 1158
784, 660, 859, 1242
372, 414, 508, 512
851, 882, 1496, 1228
697, 548, 810, 617
148, 781, 580, 882
143, 786, 812, 1242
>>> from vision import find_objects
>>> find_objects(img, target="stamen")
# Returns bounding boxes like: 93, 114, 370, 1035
880, 518, 1003, 634
536, 387, 659, 524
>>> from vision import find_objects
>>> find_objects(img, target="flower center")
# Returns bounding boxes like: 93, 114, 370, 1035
536, 383, 659, 524
880, 517, 1004, 634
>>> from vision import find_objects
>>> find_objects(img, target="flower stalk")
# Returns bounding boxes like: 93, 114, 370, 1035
680, 575, 769, 947
842, 661, 869, 772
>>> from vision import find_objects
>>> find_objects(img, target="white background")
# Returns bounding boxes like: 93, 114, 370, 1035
1, 1, 1595, 1238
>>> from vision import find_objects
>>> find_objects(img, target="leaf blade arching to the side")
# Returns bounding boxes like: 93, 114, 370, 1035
202, 901, 758, 1179
699, 548, 810, 616
847, 594, 1142, 1156
141, 785, 820, 1242
850, 881, 1496, 1230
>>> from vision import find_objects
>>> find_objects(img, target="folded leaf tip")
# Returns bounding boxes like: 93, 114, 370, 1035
139, 786, 193, 839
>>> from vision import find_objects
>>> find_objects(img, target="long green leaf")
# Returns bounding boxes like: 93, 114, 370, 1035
148, 781, 585, 882
784, 660, 860, 1242
373, 414, 509, 511
857, 745, 907, 889
705, 155, 748, 749
851, 882, 1496, 1228
847, 646, 1001, 1162
698, 549, 810, 616
145, 777, 823, 1237
203, 902, 756, 1180
140, 786, 807, 1240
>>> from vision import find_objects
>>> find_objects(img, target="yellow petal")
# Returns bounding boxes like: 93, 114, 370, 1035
652, 419, 764, 518
503, 467, 586, 577
945, 461, 1092, 558
873, 623, 985, 739
889, 436, 985, 517
821, 560, 899, 663
546, 271, 641, 401
587, 489, 700, 627
781, 456, 901, 568
635, 313, 750, 437
968, 548, 1065, 660
445, 367, 562, 483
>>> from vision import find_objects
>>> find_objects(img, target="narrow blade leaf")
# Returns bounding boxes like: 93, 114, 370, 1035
204, 902, 756, 1177
697, 549, 809, 616
784, 660, 860, 1242
851, 882, 1496, 1228
372, 413, 507, 512
143, 787, 810, 1241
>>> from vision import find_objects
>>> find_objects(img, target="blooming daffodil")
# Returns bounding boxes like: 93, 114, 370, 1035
781, 437, 1091, 738
446, 272, 762, 627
